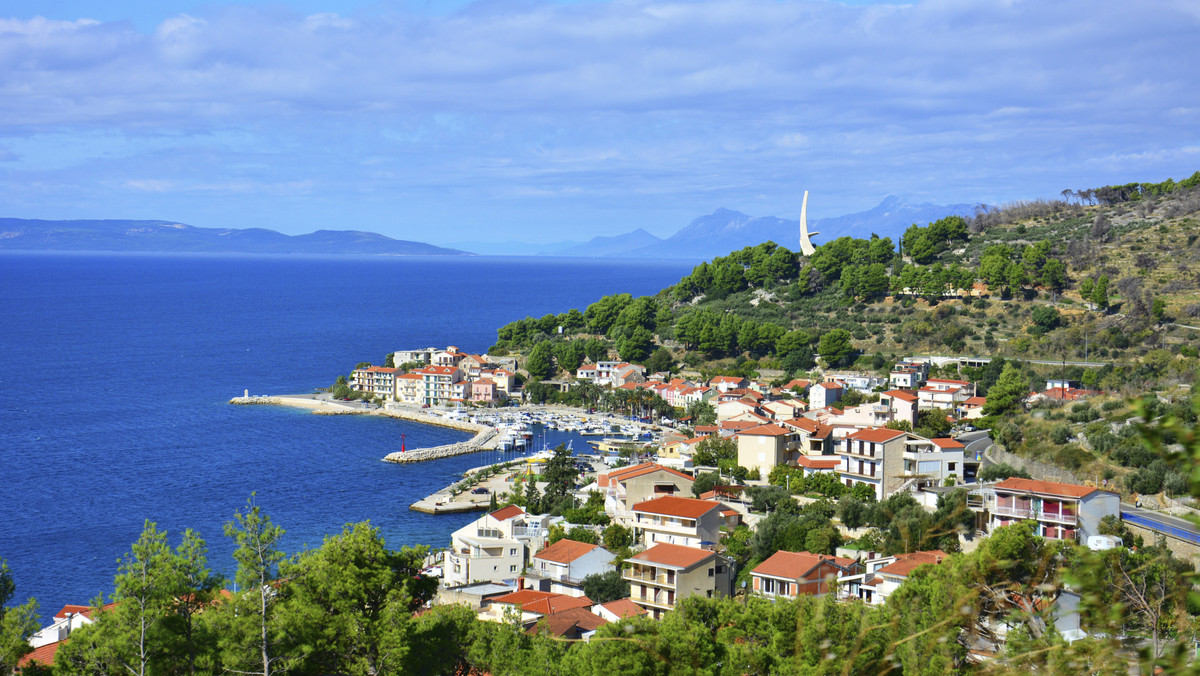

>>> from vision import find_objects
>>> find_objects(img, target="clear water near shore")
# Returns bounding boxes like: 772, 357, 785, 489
0, 252, 694, 616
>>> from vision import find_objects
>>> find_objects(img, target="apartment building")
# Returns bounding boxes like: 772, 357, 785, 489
631, 496, 724, 548
444, 506, 550, 587
624, 543, 733, 619
735, 423, 799, 477
599, 463, 695, 519
411, 365, 463, 406
986, 478, 1119, 541
350, 366, 401, 397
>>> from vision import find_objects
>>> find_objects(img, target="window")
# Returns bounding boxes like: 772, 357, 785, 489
510, 565, 517, 572
510, 548, 517, 556
708, 568, 714, 577
948, 462, 956, 471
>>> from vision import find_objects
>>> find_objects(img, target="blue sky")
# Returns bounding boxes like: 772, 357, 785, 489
1, 0, 1197, 246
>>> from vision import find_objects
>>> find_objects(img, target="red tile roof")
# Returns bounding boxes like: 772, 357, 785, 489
738, 423, 792, 437
598, 598, 648, 619
629, 543, 715, 569
489, 505, 526, 521
876, 550, 948, 578
930, 438, 965, 449
963, 396, 987, 406
599, 463, 694, 488
18, 640, 62, 667
928, 378, 970, 385
54, 604, 91, 618
719, 420, 758, 431
883, 389, 918, 402
522, 594, 594, 615
534, 539, 601, 564
751, 550, 857, 580
796, 456, 840, 469
632, 496, 722, 519
528, 606, 609, 637
994, 478, 1098, 499
846, 428, 907, 443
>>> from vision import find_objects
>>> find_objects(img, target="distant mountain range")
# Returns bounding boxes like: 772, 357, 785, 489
0, 218, 469, 256
546, 196, 981, 260
0, 196, 979, 259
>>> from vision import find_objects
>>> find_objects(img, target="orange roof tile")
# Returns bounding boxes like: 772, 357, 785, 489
522, 594, 594, 615
882, 389, 918, 402
489, 505, 525, 521
629, 543, 715, 569
876, 550, 948, 578
529, 607, 609, 637
738, 423, 792, 437
930, 438, 965, 449
632, 496, 722, 519
752, 550, 857, 580
994, 478, 1098, 499
846, 428, 907, 443
18, 640, 62, 667
796, 456, 840, 469
534, 539, 601, 564
598, 598, 648, 619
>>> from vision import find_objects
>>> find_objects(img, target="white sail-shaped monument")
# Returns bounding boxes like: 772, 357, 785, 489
798, 190, 820, 256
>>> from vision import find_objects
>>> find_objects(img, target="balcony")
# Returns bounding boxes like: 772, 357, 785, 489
838, 446, 877, 459
839, 467, 878, 480
992, 505, 1077, 526
512, 526, 541, 538
624, 569, 675, 586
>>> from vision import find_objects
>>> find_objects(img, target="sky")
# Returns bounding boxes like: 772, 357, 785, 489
0, 0, 1197, 247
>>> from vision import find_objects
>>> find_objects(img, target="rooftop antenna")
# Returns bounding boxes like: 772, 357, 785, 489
798, 190, 820, 256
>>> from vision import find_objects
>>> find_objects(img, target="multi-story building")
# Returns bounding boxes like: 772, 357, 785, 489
624, 543, 732, 619
411, 365, 463, 406
351, 366, 401, 397
599, 463, 695, 519
916, 378, 972, 410
631, 496, 724, 548
444, 506, 550, 587
751, 551, 860, 599
809, 381, 843, 409
394, 373, 422, 404
837, 427, 907, 499
735, 423, 800, 477
985, 478, 1119, 541
889, 360, 930, 389
838, 428, 967, 499
523, 539, 616, 597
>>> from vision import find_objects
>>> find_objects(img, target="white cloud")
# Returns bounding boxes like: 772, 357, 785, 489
0, 0, 1196, 239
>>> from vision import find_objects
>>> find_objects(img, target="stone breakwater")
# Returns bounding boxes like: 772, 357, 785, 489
229, 395, 499, 463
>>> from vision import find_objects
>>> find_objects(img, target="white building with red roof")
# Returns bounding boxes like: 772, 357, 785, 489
839, 550, 948, 605
523, 539, 616, 597
624, 543, 732, 619
838, 428, 972, 499
631, 496, 725, 548
598, 463, 695, 518
445, 506, 551, 587
479, 589, 594, 625
809, 381, 843, 409
709, 375, 749, 392
985, 478, 1119, 541
411, 365, 464, 406
751, 550, 861, 599
592, 598, 649, 622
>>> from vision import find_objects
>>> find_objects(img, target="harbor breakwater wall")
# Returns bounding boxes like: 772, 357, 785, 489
229, 396, 498, 463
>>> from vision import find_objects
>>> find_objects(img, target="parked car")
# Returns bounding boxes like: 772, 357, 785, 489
470, 487, 489, 494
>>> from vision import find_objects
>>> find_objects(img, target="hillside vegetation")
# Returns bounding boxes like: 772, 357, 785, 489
492, 172, 1200, 489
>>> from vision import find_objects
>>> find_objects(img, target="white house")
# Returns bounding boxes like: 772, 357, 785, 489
523, 539, 617, 597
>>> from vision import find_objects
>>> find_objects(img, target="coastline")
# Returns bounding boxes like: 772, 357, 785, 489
229, 393, 499, 462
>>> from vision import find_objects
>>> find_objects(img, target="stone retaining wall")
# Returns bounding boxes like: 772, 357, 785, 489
986, 444, 1083, 485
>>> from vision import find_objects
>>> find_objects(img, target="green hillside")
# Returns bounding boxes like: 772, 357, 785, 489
492, 172, 1200, 488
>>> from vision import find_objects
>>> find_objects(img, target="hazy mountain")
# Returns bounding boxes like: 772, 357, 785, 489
0, 218, 470, 256
600, 196, 981, 259
553, 228, 664, 257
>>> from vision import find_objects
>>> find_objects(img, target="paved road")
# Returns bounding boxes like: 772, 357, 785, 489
958, 429, 993, 464
1120, 503, 1200, 545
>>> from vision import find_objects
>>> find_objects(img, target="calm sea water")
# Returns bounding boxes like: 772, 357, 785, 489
0, 252, 694, 617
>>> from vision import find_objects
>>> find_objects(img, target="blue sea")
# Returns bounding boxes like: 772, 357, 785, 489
0, 252, 694, 617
